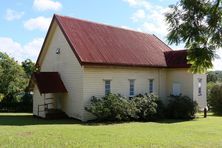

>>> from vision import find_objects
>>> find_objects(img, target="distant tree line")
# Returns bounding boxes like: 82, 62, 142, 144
207, 71, 222, 115
207, 71, 222, 83
0, 51, 36, 112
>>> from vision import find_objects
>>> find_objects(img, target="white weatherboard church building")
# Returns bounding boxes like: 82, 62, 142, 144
30, 14, 207, 121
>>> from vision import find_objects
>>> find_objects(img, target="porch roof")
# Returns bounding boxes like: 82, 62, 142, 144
33, 72, 68, 94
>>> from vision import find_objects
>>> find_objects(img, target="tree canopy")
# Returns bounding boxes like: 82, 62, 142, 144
0, 52, 27, 97
0, 52, 36, 112
165, 0, 222, 73
207, 72, 218, 83
22, 59, 37, 78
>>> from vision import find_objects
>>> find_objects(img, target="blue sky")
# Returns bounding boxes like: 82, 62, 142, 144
0, 0, 221, 70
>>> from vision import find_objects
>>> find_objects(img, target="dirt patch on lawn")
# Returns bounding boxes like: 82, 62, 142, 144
17, 131, 33, 137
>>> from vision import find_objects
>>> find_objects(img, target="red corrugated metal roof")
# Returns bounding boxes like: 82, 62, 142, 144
36, 14, 189, 68
164, 50, 190, 68
33, 72, 67, 94
54, 14, 173, 67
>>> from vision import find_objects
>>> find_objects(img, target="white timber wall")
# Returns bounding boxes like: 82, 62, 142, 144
33, 85, 45, 117
166, 69, 207, 109
193, 74, 207, 109
33, 86, 54, 118
166, 69, 193, 98
82, 66, 167, 121
33, 22, 84, 120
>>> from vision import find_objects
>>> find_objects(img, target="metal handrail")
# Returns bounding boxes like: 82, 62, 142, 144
37, 102, 55, 116
44, 97, 54, 100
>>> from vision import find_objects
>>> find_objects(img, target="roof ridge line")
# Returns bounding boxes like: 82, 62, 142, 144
54, 14, 153, 36
152, 34, 173, 51
164, 49, 188, 53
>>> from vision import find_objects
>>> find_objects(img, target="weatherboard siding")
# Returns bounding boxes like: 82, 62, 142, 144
82, 68, 207, 120
82, 66, 168, 121
165, 69, 207, 109
35, 23, 84, 120
166, 69, 194, 98
33, 85, 45, 117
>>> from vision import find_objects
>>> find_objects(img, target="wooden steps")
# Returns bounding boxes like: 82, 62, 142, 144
45, 109, 68, 119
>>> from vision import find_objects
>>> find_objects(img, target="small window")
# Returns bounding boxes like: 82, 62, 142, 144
104, 80, 111, 95
129, 79, 135, 96
149, 79, 154, 93
198, 78, 202, 96
56, 48, 60, 54
173, 83, 181, 96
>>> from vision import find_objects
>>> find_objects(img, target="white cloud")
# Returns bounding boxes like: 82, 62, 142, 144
123, 0, 171, 40
213, 50, 222, 70
120, 25, 135, 30
5, 9, 24, 21
0, 37, 44, 62
123, 0, 151, 9
33, 0, 62, 11
131, 9, 146, 22
123, 0, 140, 6
23, 38, 44, 60
141, 7, 171, 40
24, 16, 51, 31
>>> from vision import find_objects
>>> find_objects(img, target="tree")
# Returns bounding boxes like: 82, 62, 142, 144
0, 52, 27, 98
165, 0, 222, 73
207, 72, 218, 83
22, 59, 37, 78
208, 84, 222, 114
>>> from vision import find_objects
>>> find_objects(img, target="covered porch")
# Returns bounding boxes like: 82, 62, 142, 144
32, 72, 68, 119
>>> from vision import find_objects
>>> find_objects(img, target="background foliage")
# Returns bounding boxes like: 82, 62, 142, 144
208, 84, 222, 114
166, 0, 222, 73
0, 52, 35, 112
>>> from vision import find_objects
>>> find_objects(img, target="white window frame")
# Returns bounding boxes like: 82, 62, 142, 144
172, 83, 181, 96
129, 79, 135, 96
198, 78, 202, 96
149, 79, 154, 93
104, 80, 111, 95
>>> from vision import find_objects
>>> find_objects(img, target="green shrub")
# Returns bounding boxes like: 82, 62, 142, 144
132, 94, 159, 121
208, 84, 222, 115
155, 99, 165, 119
85, 94, 138, 121
165, 95, 198, 119
86, 93, 197, 121
85, 93, 162, 121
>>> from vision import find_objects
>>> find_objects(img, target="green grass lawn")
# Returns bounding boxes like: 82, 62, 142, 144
0, 113, 221, 147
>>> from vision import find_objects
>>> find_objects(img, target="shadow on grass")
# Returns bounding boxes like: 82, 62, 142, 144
0, 114, 82, 126
0, 113, 210, 126
0, 113, 131, 126
0, 114, 135, 126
